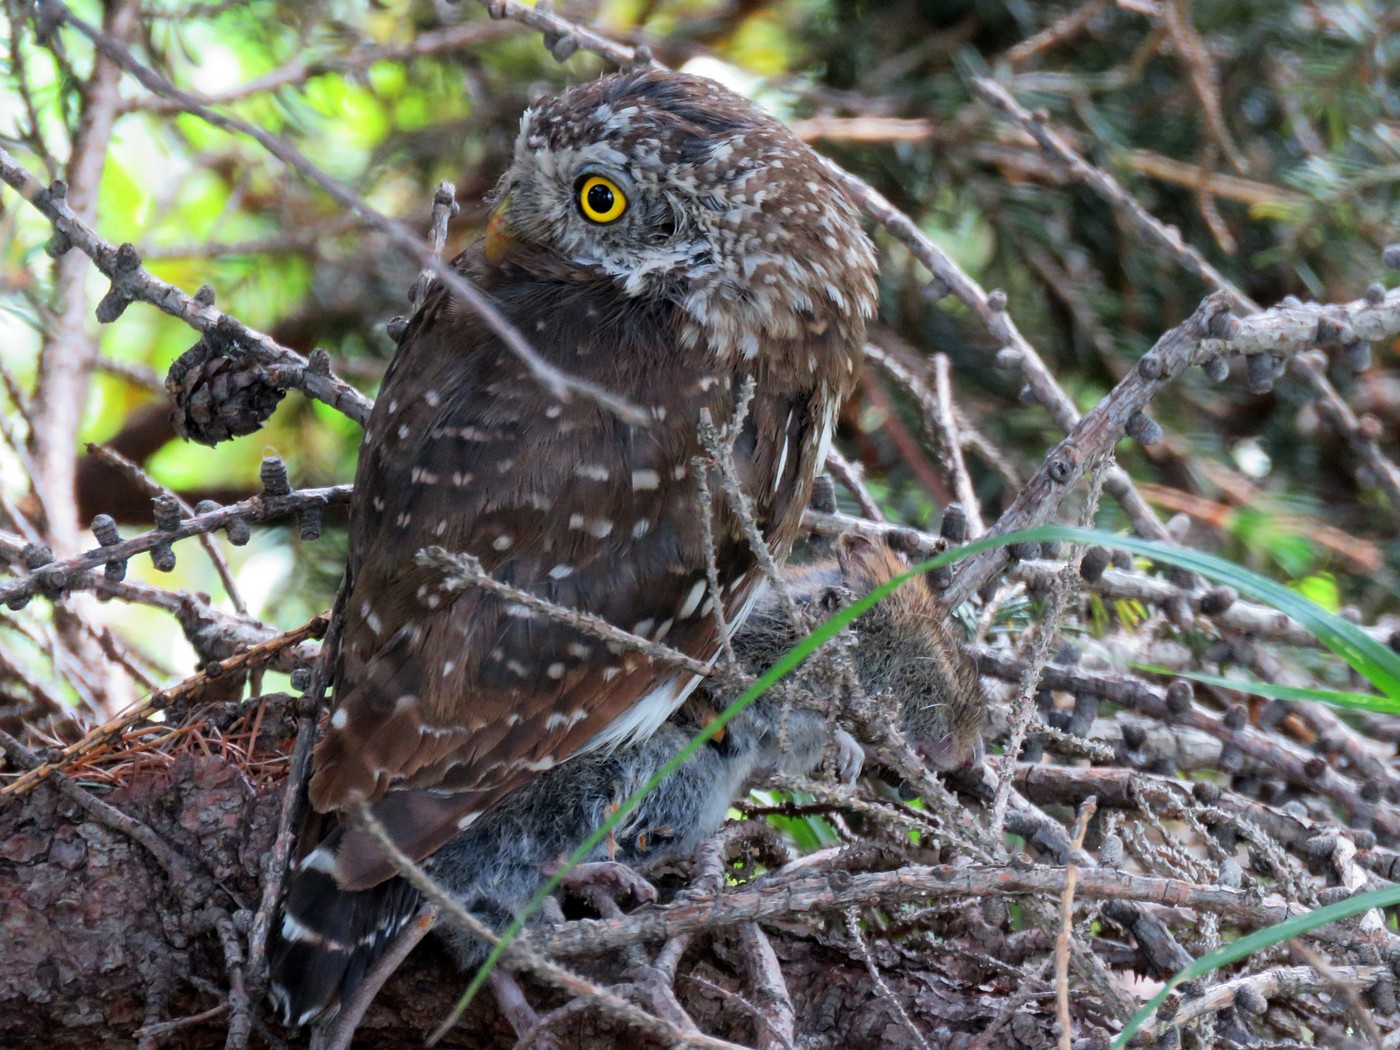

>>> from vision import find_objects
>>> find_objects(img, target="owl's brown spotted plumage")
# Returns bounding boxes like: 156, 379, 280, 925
270, 67, 877, 1024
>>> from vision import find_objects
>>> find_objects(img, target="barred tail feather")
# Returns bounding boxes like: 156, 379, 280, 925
267, 826, 422, 1027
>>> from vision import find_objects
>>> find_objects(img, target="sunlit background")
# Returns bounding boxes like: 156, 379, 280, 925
3, 0, 1398, 714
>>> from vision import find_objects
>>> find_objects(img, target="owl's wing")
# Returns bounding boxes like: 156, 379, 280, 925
308, 258, 829, 890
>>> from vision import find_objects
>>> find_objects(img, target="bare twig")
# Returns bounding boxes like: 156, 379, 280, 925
1008, 0, 1108, 65
476, 0, 645, 68
823, 447, 886, 522
1055, 797, 1098, 1050
27, 0, 141, 555
864, 342, 983, 534
416, 547, 726, 684
0, 483, 351, 609
845, 908, 933, 1050
930, 355, 984, 535
971, 75, 1400, 515
123, 19, 513, 114
827, 163, 1174, 548
0, 145, 375, 425
1, 614, 328, 797
54, 8, 650, 428
1159, 0, 1247, 173
734, 923, 797, 1050
940, 295, 1224, 607
243, 588, 343, 995
1154, 964, 1388, 1039
83, 443, 247, 614
315, 904, 441, 1050
531, 860, 1391, 957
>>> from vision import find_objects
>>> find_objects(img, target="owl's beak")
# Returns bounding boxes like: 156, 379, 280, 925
484, 192, 517, 265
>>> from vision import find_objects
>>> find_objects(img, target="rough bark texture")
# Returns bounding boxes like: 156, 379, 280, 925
1, 752, 1023, 1050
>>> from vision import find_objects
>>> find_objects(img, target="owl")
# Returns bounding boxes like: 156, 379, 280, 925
269, 67, 878, 1024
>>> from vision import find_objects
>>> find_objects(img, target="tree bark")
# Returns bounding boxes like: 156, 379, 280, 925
1, 752, 1026, 1049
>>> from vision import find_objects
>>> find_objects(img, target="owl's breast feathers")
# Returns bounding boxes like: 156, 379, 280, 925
305, 248, 859, 889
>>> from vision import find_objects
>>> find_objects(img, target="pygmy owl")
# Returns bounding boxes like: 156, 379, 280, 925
270, 66, 878, 1024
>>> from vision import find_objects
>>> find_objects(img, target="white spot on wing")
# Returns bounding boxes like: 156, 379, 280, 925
583, 672, 703, 754
280, 912, 325, 946
545, 708, 588, 730
360, 600, 383, 636
569, 515, 614, 537
725, 579, 767, 641
772, 435, 790, 493
296, 846, 339, 876
815, 398, 837, 470
678, 579, 707, 619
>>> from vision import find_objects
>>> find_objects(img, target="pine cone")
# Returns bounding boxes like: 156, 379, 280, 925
166, 320, 286, 446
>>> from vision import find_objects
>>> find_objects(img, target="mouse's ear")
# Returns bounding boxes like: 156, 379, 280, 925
835, 530, 876, 576
836, 530, 905, 592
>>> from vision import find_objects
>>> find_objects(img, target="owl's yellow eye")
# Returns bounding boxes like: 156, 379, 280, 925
577, 175, 627, 224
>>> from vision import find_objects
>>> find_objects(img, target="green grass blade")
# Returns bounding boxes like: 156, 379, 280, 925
1005, 525, 1400, 700
1132, 663, 1400, 714
1111, 883, 1400, 1048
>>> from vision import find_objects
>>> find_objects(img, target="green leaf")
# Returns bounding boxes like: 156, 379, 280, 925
1291, 572, 1340, 612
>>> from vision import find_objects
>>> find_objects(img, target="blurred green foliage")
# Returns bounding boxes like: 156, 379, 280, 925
2, 0, 1398, 684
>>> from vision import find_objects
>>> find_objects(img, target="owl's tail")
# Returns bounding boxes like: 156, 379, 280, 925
266, 824, 423, 1027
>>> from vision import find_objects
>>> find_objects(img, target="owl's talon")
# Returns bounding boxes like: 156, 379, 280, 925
553, 860, 658, 906
831, 728, 864, 784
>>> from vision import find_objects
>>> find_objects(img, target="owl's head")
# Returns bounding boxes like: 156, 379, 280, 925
487, 68, 878, 359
